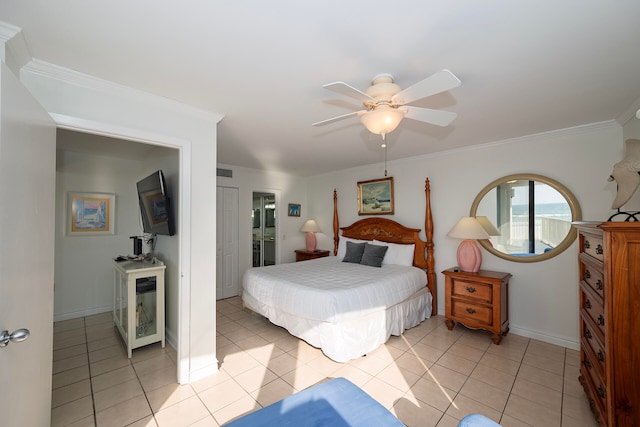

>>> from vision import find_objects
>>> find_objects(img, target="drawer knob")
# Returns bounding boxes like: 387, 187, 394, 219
465, 286, 477, 293
597, 315, 605, 327
585, 269, 591, 279
596, 279, 603, 291
584, 359, 592, 369
584, 240, 591, 249
596, 244, 603, 255
585, 329, 592, 339
597, 350, 605, 362
466, 307, 476, 314
585, 299, 592, 309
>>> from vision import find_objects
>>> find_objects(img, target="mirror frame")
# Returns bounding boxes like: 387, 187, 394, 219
470, 173, 582, 262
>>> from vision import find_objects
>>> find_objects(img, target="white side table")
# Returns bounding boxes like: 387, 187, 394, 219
113, 257, 166, 358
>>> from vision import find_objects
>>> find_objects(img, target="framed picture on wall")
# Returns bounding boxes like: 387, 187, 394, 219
67, 192, 116, 235
288, 203, 301, 217
357, 177, 394, 215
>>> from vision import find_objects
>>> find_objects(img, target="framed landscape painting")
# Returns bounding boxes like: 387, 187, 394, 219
67, 192, 115, 235
357, 177, 394, 215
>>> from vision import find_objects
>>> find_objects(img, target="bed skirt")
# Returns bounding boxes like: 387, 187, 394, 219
242, 287, 432, 362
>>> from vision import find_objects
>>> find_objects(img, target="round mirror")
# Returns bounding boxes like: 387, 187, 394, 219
470, 174, 582, 262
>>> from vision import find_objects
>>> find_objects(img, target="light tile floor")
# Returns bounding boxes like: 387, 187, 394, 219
52, 297, 599, 427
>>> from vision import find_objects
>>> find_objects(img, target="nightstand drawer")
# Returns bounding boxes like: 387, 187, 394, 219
450, 300, 492, 326
450, 279, 492, 303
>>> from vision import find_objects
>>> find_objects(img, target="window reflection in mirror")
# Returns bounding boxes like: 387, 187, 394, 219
471, 174, 582, 262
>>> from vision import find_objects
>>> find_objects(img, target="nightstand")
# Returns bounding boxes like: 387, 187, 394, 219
295, 249, 330, 262
442, 268, 511, 344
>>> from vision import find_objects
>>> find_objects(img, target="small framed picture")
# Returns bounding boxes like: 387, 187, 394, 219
288, 203, 301, 217
357, 177, 394, 215
67, 192, 116, 235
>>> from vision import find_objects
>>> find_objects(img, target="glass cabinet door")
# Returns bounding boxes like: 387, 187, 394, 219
135, 276, 157, 339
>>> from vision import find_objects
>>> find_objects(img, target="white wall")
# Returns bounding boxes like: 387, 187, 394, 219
54, 149, 145, 319
307, 121, 624, 349
217, 164, 309, 280
142, 153, 181, 343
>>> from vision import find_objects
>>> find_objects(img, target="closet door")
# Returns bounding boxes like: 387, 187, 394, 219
216, 187, 239, 299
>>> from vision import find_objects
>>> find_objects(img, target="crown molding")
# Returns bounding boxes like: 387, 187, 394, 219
0, 21, 32, 74
22, 58, 223, 124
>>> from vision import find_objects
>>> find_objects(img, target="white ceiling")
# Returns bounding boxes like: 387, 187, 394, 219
3, 1, 640, 176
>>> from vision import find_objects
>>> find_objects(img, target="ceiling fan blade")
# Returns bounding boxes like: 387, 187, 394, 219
322, 81, 375, 103
392, 69, 461, 105
400, 106, 457, 127
312, 110, 366, 127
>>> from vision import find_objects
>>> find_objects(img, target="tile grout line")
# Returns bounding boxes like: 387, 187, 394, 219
83, 317, 99, 427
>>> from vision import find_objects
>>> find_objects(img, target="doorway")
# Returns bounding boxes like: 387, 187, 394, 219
252, 192, 276, 267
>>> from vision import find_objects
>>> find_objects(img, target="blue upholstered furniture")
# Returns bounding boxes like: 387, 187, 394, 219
223, 377, 404, 427
458, 414, 503, 427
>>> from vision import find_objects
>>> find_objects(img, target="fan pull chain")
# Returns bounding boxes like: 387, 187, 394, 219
381, 132, 388, 176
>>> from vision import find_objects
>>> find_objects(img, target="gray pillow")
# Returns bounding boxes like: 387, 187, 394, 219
360, 243, 388, 267
342, 241, 366, 263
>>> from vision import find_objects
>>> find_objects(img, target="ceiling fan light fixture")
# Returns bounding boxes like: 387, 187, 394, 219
360, 105, 406, 135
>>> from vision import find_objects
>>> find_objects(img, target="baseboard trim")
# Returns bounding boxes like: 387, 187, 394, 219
54, 306, 112, 322
509, 325, 579, 351
188, 363, 219, 384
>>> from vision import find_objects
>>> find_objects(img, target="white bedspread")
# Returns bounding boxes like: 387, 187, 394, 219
242, 257, 427, 324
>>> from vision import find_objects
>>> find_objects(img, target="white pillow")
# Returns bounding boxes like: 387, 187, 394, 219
372, 240, 415, 266
337, 237, 368, 260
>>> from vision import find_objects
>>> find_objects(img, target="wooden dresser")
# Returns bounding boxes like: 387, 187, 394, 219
575, 222, 640, 426
443, 268, 511, 344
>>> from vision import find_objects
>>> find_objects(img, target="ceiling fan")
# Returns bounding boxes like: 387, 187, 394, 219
312, 70, 461, 137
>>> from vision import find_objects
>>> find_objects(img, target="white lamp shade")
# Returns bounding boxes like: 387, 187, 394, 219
300, 219, 321, 233
475, 216, 500, 236
447, 217, 491, 240
360, 105, 406, 135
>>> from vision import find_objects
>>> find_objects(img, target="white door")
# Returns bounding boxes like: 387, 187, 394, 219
216, 187, 239, 299
0, 63, 56, 425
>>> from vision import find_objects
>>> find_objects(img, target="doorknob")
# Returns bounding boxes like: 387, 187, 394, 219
0, 328, 30, 348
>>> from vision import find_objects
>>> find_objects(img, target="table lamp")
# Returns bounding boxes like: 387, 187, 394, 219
447, 217, 491, 272
300, 219, 322, 251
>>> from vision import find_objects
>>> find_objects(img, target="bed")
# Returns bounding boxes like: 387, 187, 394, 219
242, 178, 437, 362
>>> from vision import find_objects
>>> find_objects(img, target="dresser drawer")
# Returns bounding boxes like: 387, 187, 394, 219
450, 279, 492, 303
581, 317, 606, 379
450, 300, 492, 326
580, 285, 605, 339
580, 260, 605, 301
581, 349, 608, 424
581, 233, 604, 262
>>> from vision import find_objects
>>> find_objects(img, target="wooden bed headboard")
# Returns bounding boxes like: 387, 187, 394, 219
332, 178, 437, 315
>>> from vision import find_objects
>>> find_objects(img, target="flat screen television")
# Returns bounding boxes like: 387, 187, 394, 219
137, 170, 175, 236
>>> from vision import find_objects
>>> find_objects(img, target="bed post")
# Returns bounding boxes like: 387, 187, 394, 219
425, 178, 437, 315
333, 189, 339, 256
